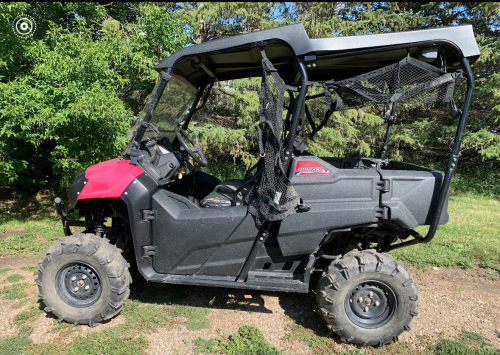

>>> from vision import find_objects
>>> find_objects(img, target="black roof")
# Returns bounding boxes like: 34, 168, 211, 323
155, 24, 480, 87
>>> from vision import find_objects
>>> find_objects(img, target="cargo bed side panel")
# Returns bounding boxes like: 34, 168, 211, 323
379, 168, 449, 229
277, 157, 380, 256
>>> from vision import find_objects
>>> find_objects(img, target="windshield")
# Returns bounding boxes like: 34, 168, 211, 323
149, 76, 198, 136
129, 76, 199, 141
152, 76, 199, 129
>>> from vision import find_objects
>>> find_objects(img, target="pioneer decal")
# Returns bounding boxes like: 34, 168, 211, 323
295, 161, 330, 175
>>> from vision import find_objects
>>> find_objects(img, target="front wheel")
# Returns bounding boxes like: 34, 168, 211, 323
316, 250, 419, 347
36, 233, 131, 326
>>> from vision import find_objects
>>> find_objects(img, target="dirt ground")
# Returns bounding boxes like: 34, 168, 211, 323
1, 255, 499, 354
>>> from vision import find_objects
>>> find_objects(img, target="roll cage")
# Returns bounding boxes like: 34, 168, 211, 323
128, 23, 478, 248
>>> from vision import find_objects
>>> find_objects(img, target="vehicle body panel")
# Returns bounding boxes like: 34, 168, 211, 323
78, 159, 143, 201
151, 189, 251, 275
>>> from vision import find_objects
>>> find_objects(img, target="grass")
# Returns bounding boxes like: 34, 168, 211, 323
1, 185, 500, 271
0, 189, 72, 258
0, 335, 32, 355
49, 319, 78, 335
393, 192, 500, 269
194, 325, 281, 355
66, 327, 148, 355
284, 323, 333, 350
7, 273, 24, 283
0, 230, 62, 257
433, 330, 498, 355
285, 322, 499, 355
0, 282, 31, 300
22, 264, 38, 276
13, 306, 44, 326
120, 299, 211, 332
0, 267, 12, 275
0, 183, 499, 354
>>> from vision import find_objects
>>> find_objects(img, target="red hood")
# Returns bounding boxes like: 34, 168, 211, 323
78, 158, 144, 200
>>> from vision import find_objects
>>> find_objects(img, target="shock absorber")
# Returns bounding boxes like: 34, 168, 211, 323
94, 202, 106, 238
363, 236, 371, 250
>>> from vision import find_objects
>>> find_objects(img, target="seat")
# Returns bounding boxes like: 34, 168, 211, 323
200, 179, 253, 207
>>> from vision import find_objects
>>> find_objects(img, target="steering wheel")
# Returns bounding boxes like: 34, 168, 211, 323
175, 125, 207, 167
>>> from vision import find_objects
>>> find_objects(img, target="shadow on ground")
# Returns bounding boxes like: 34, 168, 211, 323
128, 266, 342, 344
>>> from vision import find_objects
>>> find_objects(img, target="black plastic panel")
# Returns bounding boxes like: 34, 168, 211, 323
379, 163, 448, 229
67, 169, 87, 207
120, 173, 158, 279
152, 190, 247, 274
195, 214, 259, 278
278, 157, 380, 256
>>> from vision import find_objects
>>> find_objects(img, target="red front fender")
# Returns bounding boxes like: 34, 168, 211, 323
78, 158, 144, 200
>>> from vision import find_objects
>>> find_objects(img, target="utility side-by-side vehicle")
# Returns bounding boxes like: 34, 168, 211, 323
37, 24, 479, 347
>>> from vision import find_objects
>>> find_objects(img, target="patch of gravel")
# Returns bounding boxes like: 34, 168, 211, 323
400, 267, 500, 348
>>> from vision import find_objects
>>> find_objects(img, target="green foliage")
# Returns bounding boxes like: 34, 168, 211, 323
194, 325, 281, 355
2, 2, 500, 190
0, 3, 189, 189
450, 167, 500, 196
182, 2, 500, 182
203, 158, 246, 181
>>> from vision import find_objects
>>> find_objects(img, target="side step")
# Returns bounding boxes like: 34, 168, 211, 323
151, 255, 316, 294
245, 270, 309, 292
158, 274, 310, 293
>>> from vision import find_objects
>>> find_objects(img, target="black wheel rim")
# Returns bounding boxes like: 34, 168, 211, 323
344, 280, 397, 329
56, 262, 102, 308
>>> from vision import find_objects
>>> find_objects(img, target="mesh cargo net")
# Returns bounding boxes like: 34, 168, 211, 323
327, 56, 456, 111
245, 49, 300, 221
302, 56, 459, 140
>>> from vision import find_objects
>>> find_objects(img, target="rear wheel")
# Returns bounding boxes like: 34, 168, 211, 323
36, 233, 131, 326
316, 250, 418, 347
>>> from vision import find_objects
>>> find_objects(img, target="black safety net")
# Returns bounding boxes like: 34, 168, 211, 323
245, 49, 300, 221
327, 56, 457, 111
303, 56, 461, 141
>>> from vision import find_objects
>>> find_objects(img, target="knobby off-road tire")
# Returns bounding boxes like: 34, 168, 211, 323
316, 250, 419, 347
36, 233, 131, 326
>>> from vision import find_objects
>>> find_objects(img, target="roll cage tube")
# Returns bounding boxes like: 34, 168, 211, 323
386, 43, 474, 250
283, 42, 475, 249
182, 82, 214, 130
284, 60, 308, 167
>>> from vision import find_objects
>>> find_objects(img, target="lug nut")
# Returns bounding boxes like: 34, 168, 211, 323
368, 292, 373, 297
375, 301, 380, 307
71, 276, 76, 281
85, 285, 90, 290
358, 297, 363, 303
74, 287, 79, 292
364, 307, 369, 312
82, 275, 87, 280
